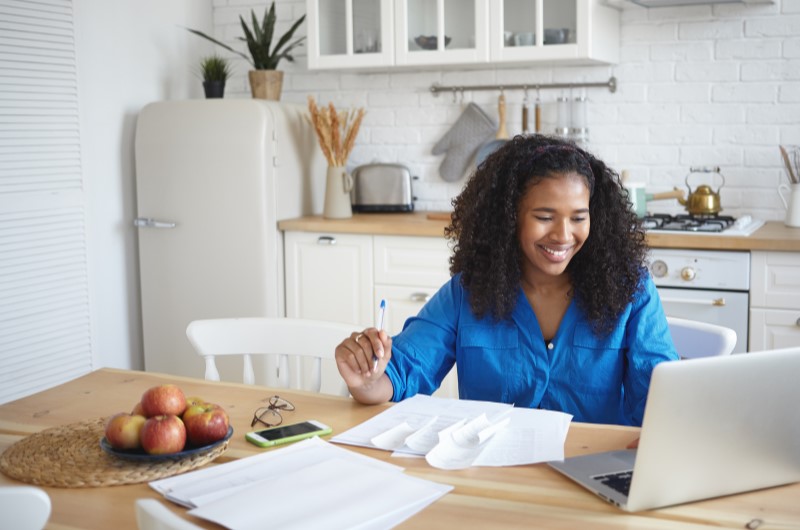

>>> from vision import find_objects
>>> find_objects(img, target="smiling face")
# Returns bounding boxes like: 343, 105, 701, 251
517, 171, 591, 283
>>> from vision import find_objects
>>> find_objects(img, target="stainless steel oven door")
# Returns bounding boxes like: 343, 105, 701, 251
657, 287, 749, 354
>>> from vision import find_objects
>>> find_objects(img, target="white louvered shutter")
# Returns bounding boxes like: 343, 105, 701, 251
0, 0, 93, 404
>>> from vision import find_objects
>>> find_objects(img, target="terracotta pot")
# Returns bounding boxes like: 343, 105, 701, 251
248, 70, 283, 100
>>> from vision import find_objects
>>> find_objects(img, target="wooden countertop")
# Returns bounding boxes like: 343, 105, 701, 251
278, 213, 800, 252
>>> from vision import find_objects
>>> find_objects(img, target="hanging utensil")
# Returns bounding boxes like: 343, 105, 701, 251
476, 92, 510, 166
522, 87, 530, 135
534, 87, 541, 134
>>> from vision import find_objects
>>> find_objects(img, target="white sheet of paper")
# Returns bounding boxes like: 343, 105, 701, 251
333, 394, 513, 453
188, 457, 453, 530
150, 437, 403, 508
332, 395, 573, 469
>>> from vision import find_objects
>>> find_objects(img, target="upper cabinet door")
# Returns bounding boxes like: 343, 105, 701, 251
306, 0, 394, 69
394, 0, 489, 66
490, 0, 616, 63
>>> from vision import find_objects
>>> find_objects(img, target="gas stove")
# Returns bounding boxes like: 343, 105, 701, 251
643, 214, 764, 236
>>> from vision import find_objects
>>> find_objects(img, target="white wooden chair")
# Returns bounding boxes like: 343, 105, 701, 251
135, 499, 203, 530
0, 486, 51, 530
186, 317, 359, 396
667, 316, 737, 359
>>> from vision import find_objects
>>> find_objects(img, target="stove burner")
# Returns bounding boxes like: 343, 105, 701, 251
643, 214, 737, 233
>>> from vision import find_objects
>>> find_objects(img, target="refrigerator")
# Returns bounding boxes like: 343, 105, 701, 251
134, 100, 326, 382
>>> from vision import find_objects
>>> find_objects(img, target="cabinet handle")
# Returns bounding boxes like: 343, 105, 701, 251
316, 236, 336, 245
409, 293, 431, 303
660, 296, 725, 307
133, 217, 176, 229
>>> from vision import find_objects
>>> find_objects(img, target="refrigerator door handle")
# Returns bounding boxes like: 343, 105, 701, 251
134, 217, 177, 229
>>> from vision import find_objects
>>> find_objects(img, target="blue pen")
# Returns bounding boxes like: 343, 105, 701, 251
374, 299, 386, 371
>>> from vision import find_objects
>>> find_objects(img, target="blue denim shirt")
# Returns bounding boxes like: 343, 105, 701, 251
384, 273, 678, 426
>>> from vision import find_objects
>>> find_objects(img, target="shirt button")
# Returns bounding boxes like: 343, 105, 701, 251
547, 342, 554, 350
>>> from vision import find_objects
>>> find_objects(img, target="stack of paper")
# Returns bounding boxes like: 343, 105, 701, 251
332, 394, 572, 470
150, 437, 452, 529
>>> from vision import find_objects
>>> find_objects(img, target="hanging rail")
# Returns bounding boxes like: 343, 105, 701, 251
430, 76, 617, 96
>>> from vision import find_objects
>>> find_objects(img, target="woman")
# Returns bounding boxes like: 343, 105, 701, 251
335, 134, 678, 426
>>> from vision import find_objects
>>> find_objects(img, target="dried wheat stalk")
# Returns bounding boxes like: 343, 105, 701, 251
307, 96, 365, 166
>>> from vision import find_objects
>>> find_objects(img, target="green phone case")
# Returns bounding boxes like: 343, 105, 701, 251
245, 422, 332, 447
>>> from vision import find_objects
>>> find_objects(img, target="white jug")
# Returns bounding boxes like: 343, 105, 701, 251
777, 183, 800, 228
323, 166, 354, 219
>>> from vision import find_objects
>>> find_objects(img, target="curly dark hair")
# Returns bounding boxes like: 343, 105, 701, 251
445, 134, 648, 335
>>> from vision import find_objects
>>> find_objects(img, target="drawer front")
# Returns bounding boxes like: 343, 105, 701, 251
749, 308, 800, 351
374, 235, 451, 287
751, 251, 800, 309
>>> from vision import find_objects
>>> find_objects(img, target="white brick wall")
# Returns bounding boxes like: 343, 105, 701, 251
213, 0, 800, 219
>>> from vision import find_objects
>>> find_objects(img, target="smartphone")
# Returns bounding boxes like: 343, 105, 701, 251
245, 420, 332, 447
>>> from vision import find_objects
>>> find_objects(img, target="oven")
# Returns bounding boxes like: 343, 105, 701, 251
645, 214, 760, 354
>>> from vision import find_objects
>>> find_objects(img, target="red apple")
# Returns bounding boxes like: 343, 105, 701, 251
131, 401, 145, 416
104, 412, 146, 450
140, 415, 186, 455
140, 384, 187, 417
183, 403, 230, 446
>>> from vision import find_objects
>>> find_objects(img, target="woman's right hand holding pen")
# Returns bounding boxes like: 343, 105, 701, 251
335, 328, 394, 404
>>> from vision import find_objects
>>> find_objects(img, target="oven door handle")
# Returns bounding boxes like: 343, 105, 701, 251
660, 296, 726, 307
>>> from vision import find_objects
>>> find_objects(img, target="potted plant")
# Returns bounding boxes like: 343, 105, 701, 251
187, 1, 305, 100
199, 55, 232, 99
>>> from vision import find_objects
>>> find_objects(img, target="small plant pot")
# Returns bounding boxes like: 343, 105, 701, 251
248, 70, 283, 100
203, 81, 226, 99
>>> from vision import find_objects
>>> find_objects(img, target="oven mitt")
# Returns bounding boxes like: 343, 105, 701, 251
432, 102, 497, 182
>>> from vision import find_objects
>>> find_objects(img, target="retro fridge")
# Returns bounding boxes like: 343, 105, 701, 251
134, 100, 326, 381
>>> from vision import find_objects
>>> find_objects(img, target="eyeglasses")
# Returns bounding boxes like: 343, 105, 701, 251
251, 395, 296, 428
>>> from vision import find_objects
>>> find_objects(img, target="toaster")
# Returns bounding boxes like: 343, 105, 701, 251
351, 163, 416, 212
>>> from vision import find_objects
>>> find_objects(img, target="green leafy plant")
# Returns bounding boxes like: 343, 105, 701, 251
199, 55, 232, 82
187, 2, 306, 71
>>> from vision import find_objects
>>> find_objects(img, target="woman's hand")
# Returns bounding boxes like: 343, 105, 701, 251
335, 328, 393, 404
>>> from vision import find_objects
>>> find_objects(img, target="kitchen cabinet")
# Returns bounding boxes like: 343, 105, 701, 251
488, 0, 619, 65
306, 0, 619, 70
394, 0, 489, 67
284, 231, 374, 326
749, 251, 800, 350
284, 230, 458, 398
306, 0, 395, 69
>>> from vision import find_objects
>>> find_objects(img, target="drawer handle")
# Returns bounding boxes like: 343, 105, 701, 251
410, 293, 431, 303
316, 236, 336, 245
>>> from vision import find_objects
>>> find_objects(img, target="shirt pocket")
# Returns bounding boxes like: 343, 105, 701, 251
565, 322, 625, 394
457, 324, 520, 400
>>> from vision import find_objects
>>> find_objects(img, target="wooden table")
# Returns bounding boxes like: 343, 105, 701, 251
1, 369, 798, 529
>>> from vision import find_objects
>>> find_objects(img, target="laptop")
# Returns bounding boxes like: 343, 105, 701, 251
548, 347, 800, 512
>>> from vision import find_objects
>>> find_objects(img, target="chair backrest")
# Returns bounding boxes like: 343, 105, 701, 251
666, 316, 737, 359
0, 486, 51, 530
135, 498, 204, 530
186, 317, 358, 395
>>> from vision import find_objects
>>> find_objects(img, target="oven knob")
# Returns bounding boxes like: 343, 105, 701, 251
681, 267, 696, 281
650, 260, 668, 278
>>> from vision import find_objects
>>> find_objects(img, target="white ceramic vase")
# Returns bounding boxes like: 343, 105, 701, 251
323, 166, 354, 219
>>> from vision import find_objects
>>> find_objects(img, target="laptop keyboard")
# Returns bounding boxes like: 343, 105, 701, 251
593, 470, 633, 496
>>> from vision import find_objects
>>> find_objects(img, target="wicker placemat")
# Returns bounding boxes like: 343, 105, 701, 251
0, 418, 229, 488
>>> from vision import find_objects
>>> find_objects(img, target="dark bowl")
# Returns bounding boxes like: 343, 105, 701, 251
544, 28, 569, 45
100, 426, 233, 462
414, 35, 452, 50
